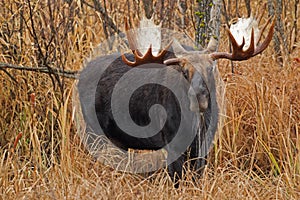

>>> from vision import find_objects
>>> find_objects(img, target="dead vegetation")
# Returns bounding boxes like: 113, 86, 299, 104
0, 0, 299, 199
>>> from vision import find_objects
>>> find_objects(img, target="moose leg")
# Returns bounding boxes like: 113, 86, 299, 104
189, 133, 207, 175
167, 146, 206, 188
167, 153, 186, 188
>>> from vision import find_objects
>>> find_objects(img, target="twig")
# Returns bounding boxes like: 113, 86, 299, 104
0, 62, 79, 79
82, 0, 122, 35
244, 0, 251, 17
26, 0, 60, 90
0, 68, 18, 83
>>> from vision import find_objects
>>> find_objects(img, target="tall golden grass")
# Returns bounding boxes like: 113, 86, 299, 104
0, 0, 299, 199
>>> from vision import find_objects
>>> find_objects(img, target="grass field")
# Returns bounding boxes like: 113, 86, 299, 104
0, 0, 299, 199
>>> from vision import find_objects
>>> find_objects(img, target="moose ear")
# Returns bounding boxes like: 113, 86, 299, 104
206, 37, 218, 53
171, 39, 188, 57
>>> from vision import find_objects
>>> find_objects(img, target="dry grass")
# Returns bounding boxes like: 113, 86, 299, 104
1, 0, 300, 199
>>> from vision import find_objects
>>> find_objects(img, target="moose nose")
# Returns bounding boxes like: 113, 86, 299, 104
197, 93, 209, 112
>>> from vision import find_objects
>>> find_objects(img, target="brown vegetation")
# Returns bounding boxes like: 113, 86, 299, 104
0, 0, 299, 199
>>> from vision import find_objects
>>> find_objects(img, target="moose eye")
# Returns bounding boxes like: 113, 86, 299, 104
182, 69, 189, 80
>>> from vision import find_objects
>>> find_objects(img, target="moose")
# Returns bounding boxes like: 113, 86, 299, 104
77, 16, 275, 186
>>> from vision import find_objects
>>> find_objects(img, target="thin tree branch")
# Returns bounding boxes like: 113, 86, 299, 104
82, 0, 122, 35
0, 68, 18, 83
0, 62, 79, 79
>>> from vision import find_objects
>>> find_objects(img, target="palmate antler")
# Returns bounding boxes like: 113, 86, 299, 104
122, 18, 172, 67
122, 43, 172, 67
210, 17, 275, 61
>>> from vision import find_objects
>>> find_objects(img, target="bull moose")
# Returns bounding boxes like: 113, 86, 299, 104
77, 16, 275, 186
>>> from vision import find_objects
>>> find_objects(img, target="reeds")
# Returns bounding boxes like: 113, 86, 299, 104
0, 0, 299, 199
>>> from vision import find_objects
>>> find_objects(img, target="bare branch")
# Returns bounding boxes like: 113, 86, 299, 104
82, 0, 122, 35
0, 68, 18, 83
0, 62, 78, 79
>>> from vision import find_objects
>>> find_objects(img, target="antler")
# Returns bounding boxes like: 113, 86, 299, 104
210, 18, 275, 61
122, 43, 171, 67
122, 18, 172, 67
124, 19, 143, 57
